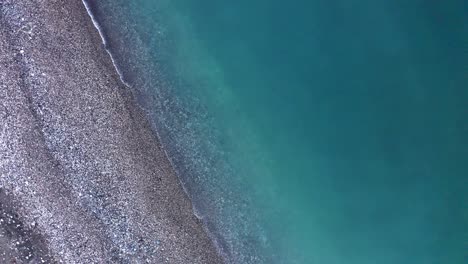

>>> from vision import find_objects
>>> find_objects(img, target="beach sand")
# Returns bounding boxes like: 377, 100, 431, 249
0, 0, 223, 263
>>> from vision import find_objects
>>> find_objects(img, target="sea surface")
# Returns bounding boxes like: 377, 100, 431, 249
86, 1, 468, 263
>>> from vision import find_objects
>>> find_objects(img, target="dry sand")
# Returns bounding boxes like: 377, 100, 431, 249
0, 0, 223, 263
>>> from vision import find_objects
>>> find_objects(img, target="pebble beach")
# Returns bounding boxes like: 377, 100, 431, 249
0, 0, 223, 263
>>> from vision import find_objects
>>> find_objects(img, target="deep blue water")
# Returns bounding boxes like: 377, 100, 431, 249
88, 0, 468, 263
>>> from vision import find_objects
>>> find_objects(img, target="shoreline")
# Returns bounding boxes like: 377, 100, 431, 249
77, 2, 272, 263
80, 0, 231, 262
80, 1, 193, 212
0, 0, 223, 263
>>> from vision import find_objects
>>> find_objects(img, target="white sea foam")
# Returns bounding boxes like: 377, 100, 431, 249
81, 0, 129, 87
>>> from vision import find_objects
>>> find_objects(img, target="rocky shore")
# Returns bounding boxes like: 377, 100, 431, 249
0, 0, 222, 263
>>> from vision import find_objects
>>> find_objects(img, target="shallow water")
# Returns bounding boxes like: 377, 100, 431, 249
88, 0, 468, 263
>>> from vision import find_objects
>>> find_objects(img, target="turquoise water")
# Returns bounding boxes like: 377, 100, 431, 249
89, 0, 467, 263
